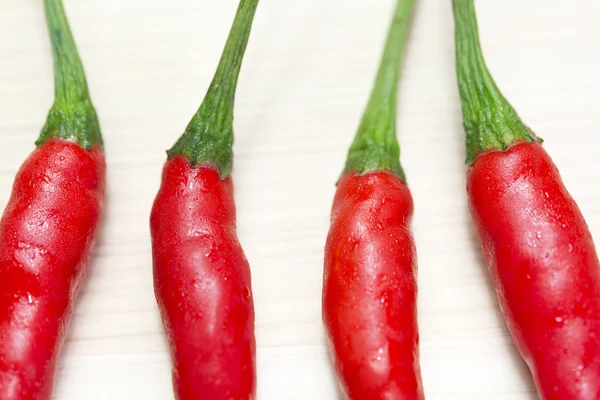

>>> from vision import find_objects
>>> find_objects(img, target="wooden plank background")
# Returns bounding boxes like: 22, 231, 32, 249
1, 0, 599, 398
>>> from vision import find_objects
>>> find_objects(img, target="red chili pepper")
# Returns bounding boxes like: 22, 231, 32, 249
453, 1, 600, 398
322, 1, 425, 399
150, 1, 258, 399
0, 0, 105, 399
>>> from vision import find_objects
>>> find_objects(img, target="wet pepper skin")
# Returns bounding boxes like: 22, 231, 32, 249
323, 170, 424, 400
151, 156, 255, 400
0, 139, 105, 400
468, 141, 600, 400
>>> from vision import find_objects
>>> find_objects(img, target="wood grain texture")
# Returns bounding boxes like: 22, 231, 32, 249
1, 0, 599, 398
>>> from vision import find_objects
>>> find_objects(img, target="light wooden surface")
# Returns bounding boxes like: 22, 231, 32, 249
1, 0, 600, 398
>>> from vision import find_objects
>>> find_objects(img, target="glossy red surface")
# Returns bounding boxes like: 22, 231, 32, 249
151, 156, 255, 400
322, 170, 424, 400
468, 141, 600, 400
0, 139, 105, 400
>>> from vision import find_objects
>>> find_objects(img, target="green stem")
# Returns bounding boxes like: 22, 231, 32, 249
40, 0, 102, 149
343, 0, 416, 181
168, 0, 259, 178
452, 0, 539, 164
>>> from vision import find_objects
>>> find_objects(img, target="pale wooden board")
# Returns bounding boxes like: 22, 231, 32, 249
1, 0, 600, 399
